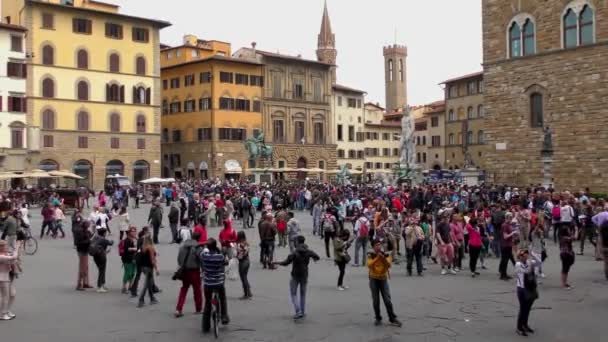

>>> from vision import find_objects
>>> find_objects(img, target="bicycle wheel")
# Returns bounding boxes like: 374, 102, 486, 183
24, 237, 38, 255
212, 309, 219, 338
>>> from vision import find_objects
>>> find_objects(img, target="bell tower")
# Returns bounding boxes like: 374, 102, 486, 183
316, 1, 337, 83
383, 44, 407, 112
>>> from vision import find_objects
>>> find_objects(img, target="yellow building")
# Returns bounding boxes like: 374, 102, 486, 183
363, 103, 401, 181
1, 0, 170, 189
160, 35, 264, 179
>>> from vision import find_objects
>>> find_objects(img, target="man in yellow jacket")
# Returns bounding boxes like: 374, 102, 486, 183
367, 239, 402, 327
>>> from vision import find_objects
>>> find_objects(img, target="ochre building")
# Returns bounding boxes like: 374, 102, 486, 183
1, 0, 170, 189
160, 35, 263, 180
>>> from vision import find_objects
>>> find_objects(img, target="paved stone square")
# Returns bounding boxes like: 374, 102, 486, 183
3, 204, 608, 342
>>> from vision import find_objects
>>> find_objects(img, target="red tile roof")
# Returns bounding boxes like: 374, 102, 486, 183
440, 71, 483, 85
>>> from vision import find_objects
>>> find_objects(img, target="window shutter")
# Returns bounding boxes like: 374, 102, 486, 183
105, 84, 110, 101
72, 18, 77, 32
7, 97, 12, 112
132, 86, 137, 104
0, 96, 2, 111
118, 25, 123, 39
146, 88, 151, 105
120, 85, 125, 103
144, 29, 149, 42
22, 63, 27, 78
22, 98, 26, 112
87, 20, 92, 34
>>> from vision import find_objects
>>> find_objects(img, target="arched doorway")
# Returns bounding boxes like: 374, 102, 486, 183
162, 166, 170, 178
73, 160, 93, 188
39, 159, 59, 171
186, 162, 195, 179
133, 160, 149, 183
433, 164, 441, 171
297, 157, 307, 180
199, 161, 208, 179
106, 159, 124, 177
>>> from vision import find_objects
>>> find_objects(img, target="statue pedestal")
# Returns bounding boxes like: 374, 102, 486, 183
460, 167, 482, 186
396, 164, 423, 187
541, 150, 553, 189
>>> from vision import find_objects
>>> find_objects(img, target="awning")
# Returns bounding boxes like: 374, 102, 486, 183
199, 161, 209, 170
224, 160, 242, 174
187, 162, 195, 170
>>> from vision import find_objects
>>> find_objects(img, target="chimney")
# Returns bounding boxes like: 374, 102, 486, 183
183, 34, 197, 46
251, 41, 257, 53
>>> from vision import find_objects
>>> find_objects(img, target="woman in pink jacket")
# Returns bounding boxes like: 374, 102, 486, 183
466, 218, 483, 277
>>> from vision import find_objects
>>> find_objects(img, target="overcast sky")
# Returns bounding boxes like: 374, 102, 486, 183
114, 0, 482, 107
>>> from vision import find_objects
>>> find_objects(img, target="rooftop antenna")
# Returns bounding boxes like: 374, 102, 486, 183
394, 27, 397, 46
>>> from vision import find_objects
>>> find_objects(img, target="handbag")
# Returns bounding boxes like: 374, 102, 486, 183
172, 246, 192, 281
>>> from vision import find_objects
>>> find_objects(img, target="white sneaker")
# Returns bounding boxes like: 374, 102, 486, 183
453, 268, 460, 272
337, 286, 345, 291
7, 312, 15, 319
449, 269, 457, 275
540, 273, 546, 278
343, 285, 350, 289
96, 287, 107, 293
441, 269, 447, 275
0, 314, 11, 321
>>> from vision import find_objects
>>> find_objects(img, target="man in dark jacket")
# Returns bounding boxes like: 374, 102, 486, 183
168, 202, 180, 243
174, 231, 202, 317
274, 235, 319, 320
259, 213, 277, 269
148, 201, 163, 244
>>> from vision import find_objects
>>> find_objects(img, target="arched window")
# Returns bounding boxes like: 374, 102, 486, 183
448, 133, 455, 145
467, 106, 475, 119
399, 59, 403, 81
42, 78, 55, 98
564, 8, 578, 48
313, 122, 324, 144
42, 109, 55, 129
477, 104, 484, 118
77, 49, 88, 69
39, 159, 59, 172
105, 159, 124, 177
109, 113, 121, 132
580, 5, 594, 45
109, 53, 120, 72
136, 115, 146, 133
10, 122, 24, 149
478, 130, 485, 144
466, 131, 474, 145
530, 92, 543, 128
133, 86, 148, 104
523, 19, 535, 55
388, 59, 393, 82
77, 111, 89, 131
42, 45, 54, 65
136, 56, 146, 75
133, 160, 150, 183
77, 80, 89, 100
162, 128, 169, 142
106, 83, 123, 102
448, 109, 455, 121
509, 22, 522, 57
73, 160, 92, 187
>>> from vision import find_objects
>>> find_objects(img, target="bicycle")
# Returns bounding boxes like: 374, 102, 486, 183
210, 289, 221, 339
21, 228, 38, 256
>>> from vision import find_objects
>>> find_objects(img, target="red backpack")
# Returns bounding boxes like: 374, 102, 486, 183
359, 219, 369, 238
118, 239, 125, 257
551, 206, 561, 221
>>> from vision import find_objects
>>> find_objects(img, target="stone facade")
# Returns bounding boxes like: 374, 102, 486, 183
442, 73, 487, 170
483, 0, 608, 191
383, 45, 407, 112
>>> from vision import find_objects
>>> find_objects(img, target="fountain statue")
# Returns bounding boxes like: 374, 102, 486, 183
394, 106, 422, 185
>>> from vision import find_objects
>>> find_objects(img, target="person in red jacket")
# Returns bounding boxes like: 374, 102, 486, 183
466, 218, 483, 277
193, 217, 208, 245
392, 196, 403, 214
218, 216, 237, 257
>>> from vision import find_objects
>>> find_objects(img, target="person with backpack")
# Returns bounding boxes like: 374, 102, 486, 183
89, 228, 113, 293
515, 249, 537, 336
334, 229, 353, 291
147, 201, 163, 244
174, 231, 202, 317
168, 202, 180, 244
241, 195, 253, 229
551, 199, 562, 243
120, 226, 138, 294
74, 221, 92, 291
286, 212, 301, 253
321, 209, 338, 258
273, 235, 320, 320
353, 212, 370, 267
138, 235, 159, 308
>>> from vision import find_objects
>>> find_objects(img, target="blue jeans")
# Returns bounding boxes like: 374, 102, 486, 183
289, 277, 307, 315
354, 237, 368, 265
369, 278, 397, 321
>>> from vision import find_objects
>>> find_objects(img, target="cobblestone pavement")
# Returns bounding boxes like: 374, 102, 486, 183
3, 204, 607, 342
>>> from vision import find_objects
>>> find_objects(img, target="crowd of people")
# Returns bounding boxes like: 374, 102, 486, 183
1, 179, 608, 336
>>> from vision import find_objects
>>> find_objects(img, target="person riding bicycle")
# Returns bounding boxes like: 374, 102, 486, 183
198, 238, 230, 333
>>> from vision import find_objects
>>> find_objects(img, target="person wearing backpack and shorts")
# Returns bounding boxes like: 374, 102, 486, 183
353, 212, 370, 267
321, 210, 338, 259
120, 226, 138, 294
551, 199, 562, 243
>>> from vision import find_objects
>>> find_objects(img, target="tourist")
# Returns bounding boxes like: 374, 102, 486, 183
592, 208, 608, 279
499, 212, 517, 280
193, 217, 208, 245
199, 238, 230, 332
515, 249, 537, 336
112, 206, 129, 241
276, 207, 288, 248
286, 212, 301, 253
274, 235, 320, 320
321, 208, 338, 258
1, 211, 18, 252
404, 217, 425, 276
436, 211, 456, 275
236, 231, 252, 300
259, 212, 277, 269
312, 201, 323, 236
137, 235, 159, 308
466, 218, 483, 277
558, 222, 575, 290
95, 208, 111, 235
579, 200, 597, 255
450, 213, 464, 272
168, 202, 180, 244
98, 190, 107, 209
0, 240, 19, 321
147, 201, 163, 244
334, 229, 352, 291
353, 211, 370, 267
74, 221, 92, 291
90, 228, 113, 293
120, 226, 138, 294
529, 218, 546, 279
367, 239, 402, 327
40, 202, 55, 239
516, 203, 532, 250
174, 231, 202, 317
